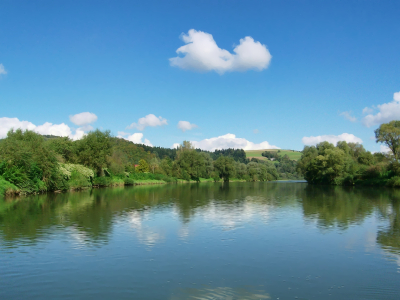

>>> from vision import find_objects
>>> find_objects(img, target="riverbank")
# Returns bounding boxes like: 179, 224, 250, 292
0, 176, 252, 199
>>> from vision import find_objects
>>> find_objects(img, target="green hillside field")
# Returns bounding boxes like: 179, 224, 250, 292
245, 149, 302, 161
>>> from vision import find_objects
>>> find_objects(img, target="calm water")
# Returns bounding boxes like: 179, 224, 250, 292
1, 182, 400, 299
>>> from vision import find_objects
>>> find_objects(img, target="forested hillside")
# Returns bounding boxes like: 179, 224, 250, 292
0, 129, 301, 198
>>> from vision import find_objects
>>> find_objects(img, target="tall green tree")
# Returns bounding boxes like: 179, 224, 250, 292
375, 120, 400, 160
75, 130, 112, 176
214, 156, 236, 182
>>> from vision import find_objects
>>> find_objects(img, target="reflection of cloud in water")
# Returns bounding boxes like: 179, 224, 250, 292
178, 225, 190, 239
67, 225, 90, 248
129, 211, 164, 247
200, 196, 270, 230
170, 286, 270, 300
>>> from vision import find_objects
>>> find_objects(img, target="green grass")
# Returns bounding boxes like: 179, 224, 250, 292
0, 176, 19, 198
245, 149, 302, 161
134, 179, 166, 185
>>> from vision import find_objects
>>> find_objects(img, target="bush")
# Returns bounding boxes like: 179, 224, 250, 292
124, 178, 134, 185
93, 176, 112, 187
0, 176, 19, 198
387, 176, 400, 187
68, 170, 92, 189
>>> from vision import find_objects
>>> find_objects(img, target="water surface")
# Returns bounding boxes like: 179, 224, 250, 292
1, 182, 399, 299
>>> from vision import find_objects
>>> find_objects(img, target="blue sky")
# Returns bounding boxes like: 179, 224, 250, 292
1, 0, 399, 152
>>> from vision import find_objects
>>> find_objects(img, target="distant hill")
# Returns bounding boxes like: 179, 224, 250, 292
245, 149, 302, 161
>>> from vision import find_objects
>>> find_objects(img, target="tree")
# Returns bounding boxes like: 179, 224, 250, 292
149, 157, 160, 173
136, 159, 150, 173
175, 150, 205, 181
75, 130, 112, 176
46, 137, 77, 163
214, 156, 235, 182
375, 121, 400, 160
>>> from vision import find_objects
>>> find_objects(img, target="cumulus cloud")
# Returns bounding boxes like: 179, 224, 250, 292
0, 64, 7, 75
362, 107, 374, 114
362, 92, 400, 127
117, 131, 129, 137
180, 133, 279, 151
340, 111, 357, 122
0, 117, 86, 140
0, 117, 36, 138
118, 132, 153, 147
169, 29, 272, 74
380, 145, 390, 153
177, 120, 198, 132
69, 112, 98, 126
302, 133, 363, 146
35, 122, 72, 136
394, 92, 400, 102
127, 114, 168, 131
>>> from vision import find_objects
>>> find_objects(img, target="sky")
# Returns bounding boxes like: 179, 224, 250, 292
1, 0, 399, 152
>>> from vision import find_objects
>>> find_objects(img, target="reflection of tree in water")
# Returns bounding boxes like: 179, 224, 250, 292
0, 182, 306, 247
299, 185, 394, 230
170, 286, 270, 300
376, 195, 400, 255
5, 182, 400, 250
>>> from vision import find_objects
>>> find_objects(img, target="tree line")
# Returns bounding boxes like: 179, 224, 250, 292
297, 120, 400, 187
0, 129, 300, 197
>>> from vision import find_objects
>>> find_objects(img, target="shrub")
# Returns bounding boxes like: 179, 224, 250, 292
124, 178, 134, 185
93, 176, 112, 187
68, 170, 92, 189
387, 176, 400, 187
0, 176, 19, 198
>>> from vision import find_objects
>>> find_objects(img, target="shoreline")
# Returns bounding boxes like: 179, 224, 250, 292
1, 178, 277, 200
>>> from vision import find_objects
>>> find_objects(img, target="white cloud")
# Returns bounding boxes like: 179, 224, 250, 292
253, 129, 259, 134
119, 132, 153, 147
169, 29, 272, 74
394, 92, 400, 102
69, 112, 98, 126
302, 133, 363, 146
185, 133, 279, 151
172, 143, 180, 149
380, 145, 390, 153
362, 107, 374, 114
0, 117, 87, 140
0, 64, 7, 75
340, 111, 357, 122
362, 92, 400, 127
0, 117, 36, 138
177, 120, 198, 132
35, 122, 72, 136
127, 114, 168, 131
117, 131, 129, 136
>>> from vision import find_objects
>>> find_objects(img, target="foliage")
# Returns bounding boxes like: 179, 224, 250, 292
0, 176, 18, 198
0, 129, 66, 193
68, 170, 92, 189
59, 163, 94, 180
214, 156, 236, 182
93, 176, 113, 187
46, 137, 77, 162
375, 120, 400, 159
136, 159, 150, 173
298, 130, 398, 187
75, 129, 112, 176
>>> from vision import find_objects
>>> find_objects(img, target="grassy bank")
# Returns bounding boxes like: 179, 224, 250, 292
245, 149, 302, 161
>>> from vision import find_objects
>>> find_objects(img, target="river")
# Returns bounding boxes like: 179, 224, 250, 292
1, 182, 399, 299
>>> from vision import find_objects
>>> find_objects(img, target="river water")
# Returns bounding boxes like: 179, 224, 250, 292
1, 182, 399, 299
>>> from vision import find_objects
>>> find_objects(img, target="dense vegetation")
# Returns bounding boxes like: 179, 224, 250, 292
0, 129, 300, 198
260, 150, 301, 179
297, 121, 400, 187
